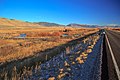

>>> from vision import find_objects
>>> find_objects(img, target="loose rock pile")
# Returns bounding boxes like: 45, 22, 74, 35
24, 34, 103, 80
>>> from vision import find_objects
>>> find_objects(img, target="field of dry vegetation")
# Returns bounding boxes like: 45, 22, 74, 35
0, 27, 100, 79
0, 27, 99, 63
106, 27, 120, 32
111, 28, 120, 32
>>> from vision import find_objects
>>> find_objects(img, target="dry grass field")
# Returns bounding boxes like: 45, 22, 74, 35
0, 27, 99, 63
0, 27, 100, 79
106, 27, 120, 32
111, 28, 120, 32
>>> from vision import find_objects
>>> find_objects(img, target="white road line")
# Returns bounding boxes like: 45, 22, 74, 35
105, 34, 120, 80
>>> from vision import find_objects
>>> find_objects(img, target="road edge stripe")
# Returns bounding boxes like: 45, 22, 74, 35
105, 34, 120, 80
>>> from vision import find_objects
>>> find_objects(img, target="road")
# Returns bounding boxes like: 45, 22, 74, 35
104, 30, 120, 80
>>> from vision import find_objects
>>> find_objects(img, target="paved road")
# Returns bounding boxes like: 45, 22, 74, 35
104, 30, 120, 80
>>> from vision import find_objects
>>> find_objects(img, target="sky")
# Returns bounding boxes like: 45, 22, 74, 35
0, 0, 120, 25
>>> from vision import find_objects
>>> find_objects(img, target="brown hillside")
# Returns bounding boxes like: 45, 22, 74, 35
0, 18, 41, 28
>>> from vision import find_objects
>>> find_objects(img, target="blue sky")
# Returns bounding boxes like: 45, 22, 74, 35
0, 0, 120, 25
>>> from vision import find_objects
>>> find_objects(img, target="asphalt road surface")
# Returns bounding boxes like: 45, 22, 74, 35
104, 30, 120, 80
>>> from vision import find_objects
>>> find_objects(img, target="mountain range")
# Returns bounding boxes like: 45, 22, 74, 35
0, 17, 119, 28
34, 22, 64, 27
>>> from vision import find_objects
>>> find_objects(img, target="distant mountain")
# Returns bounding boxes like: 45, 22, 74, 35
67, 23, 98, 28
107, 25, 120, 28
0, 17, 41, 28
113, 26, 120, 27
67, 23, 83, 27
35, 22, 65, 27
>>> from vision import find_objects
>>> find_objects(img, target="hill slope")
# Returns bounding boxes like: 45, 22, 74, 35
35, 22, 64, 27
0, 18, 40, 28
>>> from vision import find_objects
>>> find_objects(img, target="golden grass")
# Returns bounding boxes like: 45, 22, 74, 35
0, 27, 100, 79
111, 28, 120, 32
0, 27, 99, 63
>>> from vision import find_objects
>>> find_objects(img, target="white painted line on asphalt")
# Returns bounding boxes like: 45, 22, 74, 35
105, 34, 120, 80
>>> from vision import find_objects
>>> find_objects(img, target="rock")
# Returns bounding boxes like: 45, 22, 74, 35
72, 61, 75, 65
59, 68, 64, 73
67, 68, 71, 71
83, 56, 87, 59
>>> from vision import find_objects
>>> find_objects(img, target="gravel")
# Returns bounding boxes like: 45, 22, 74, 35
28, 34, 103, 80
